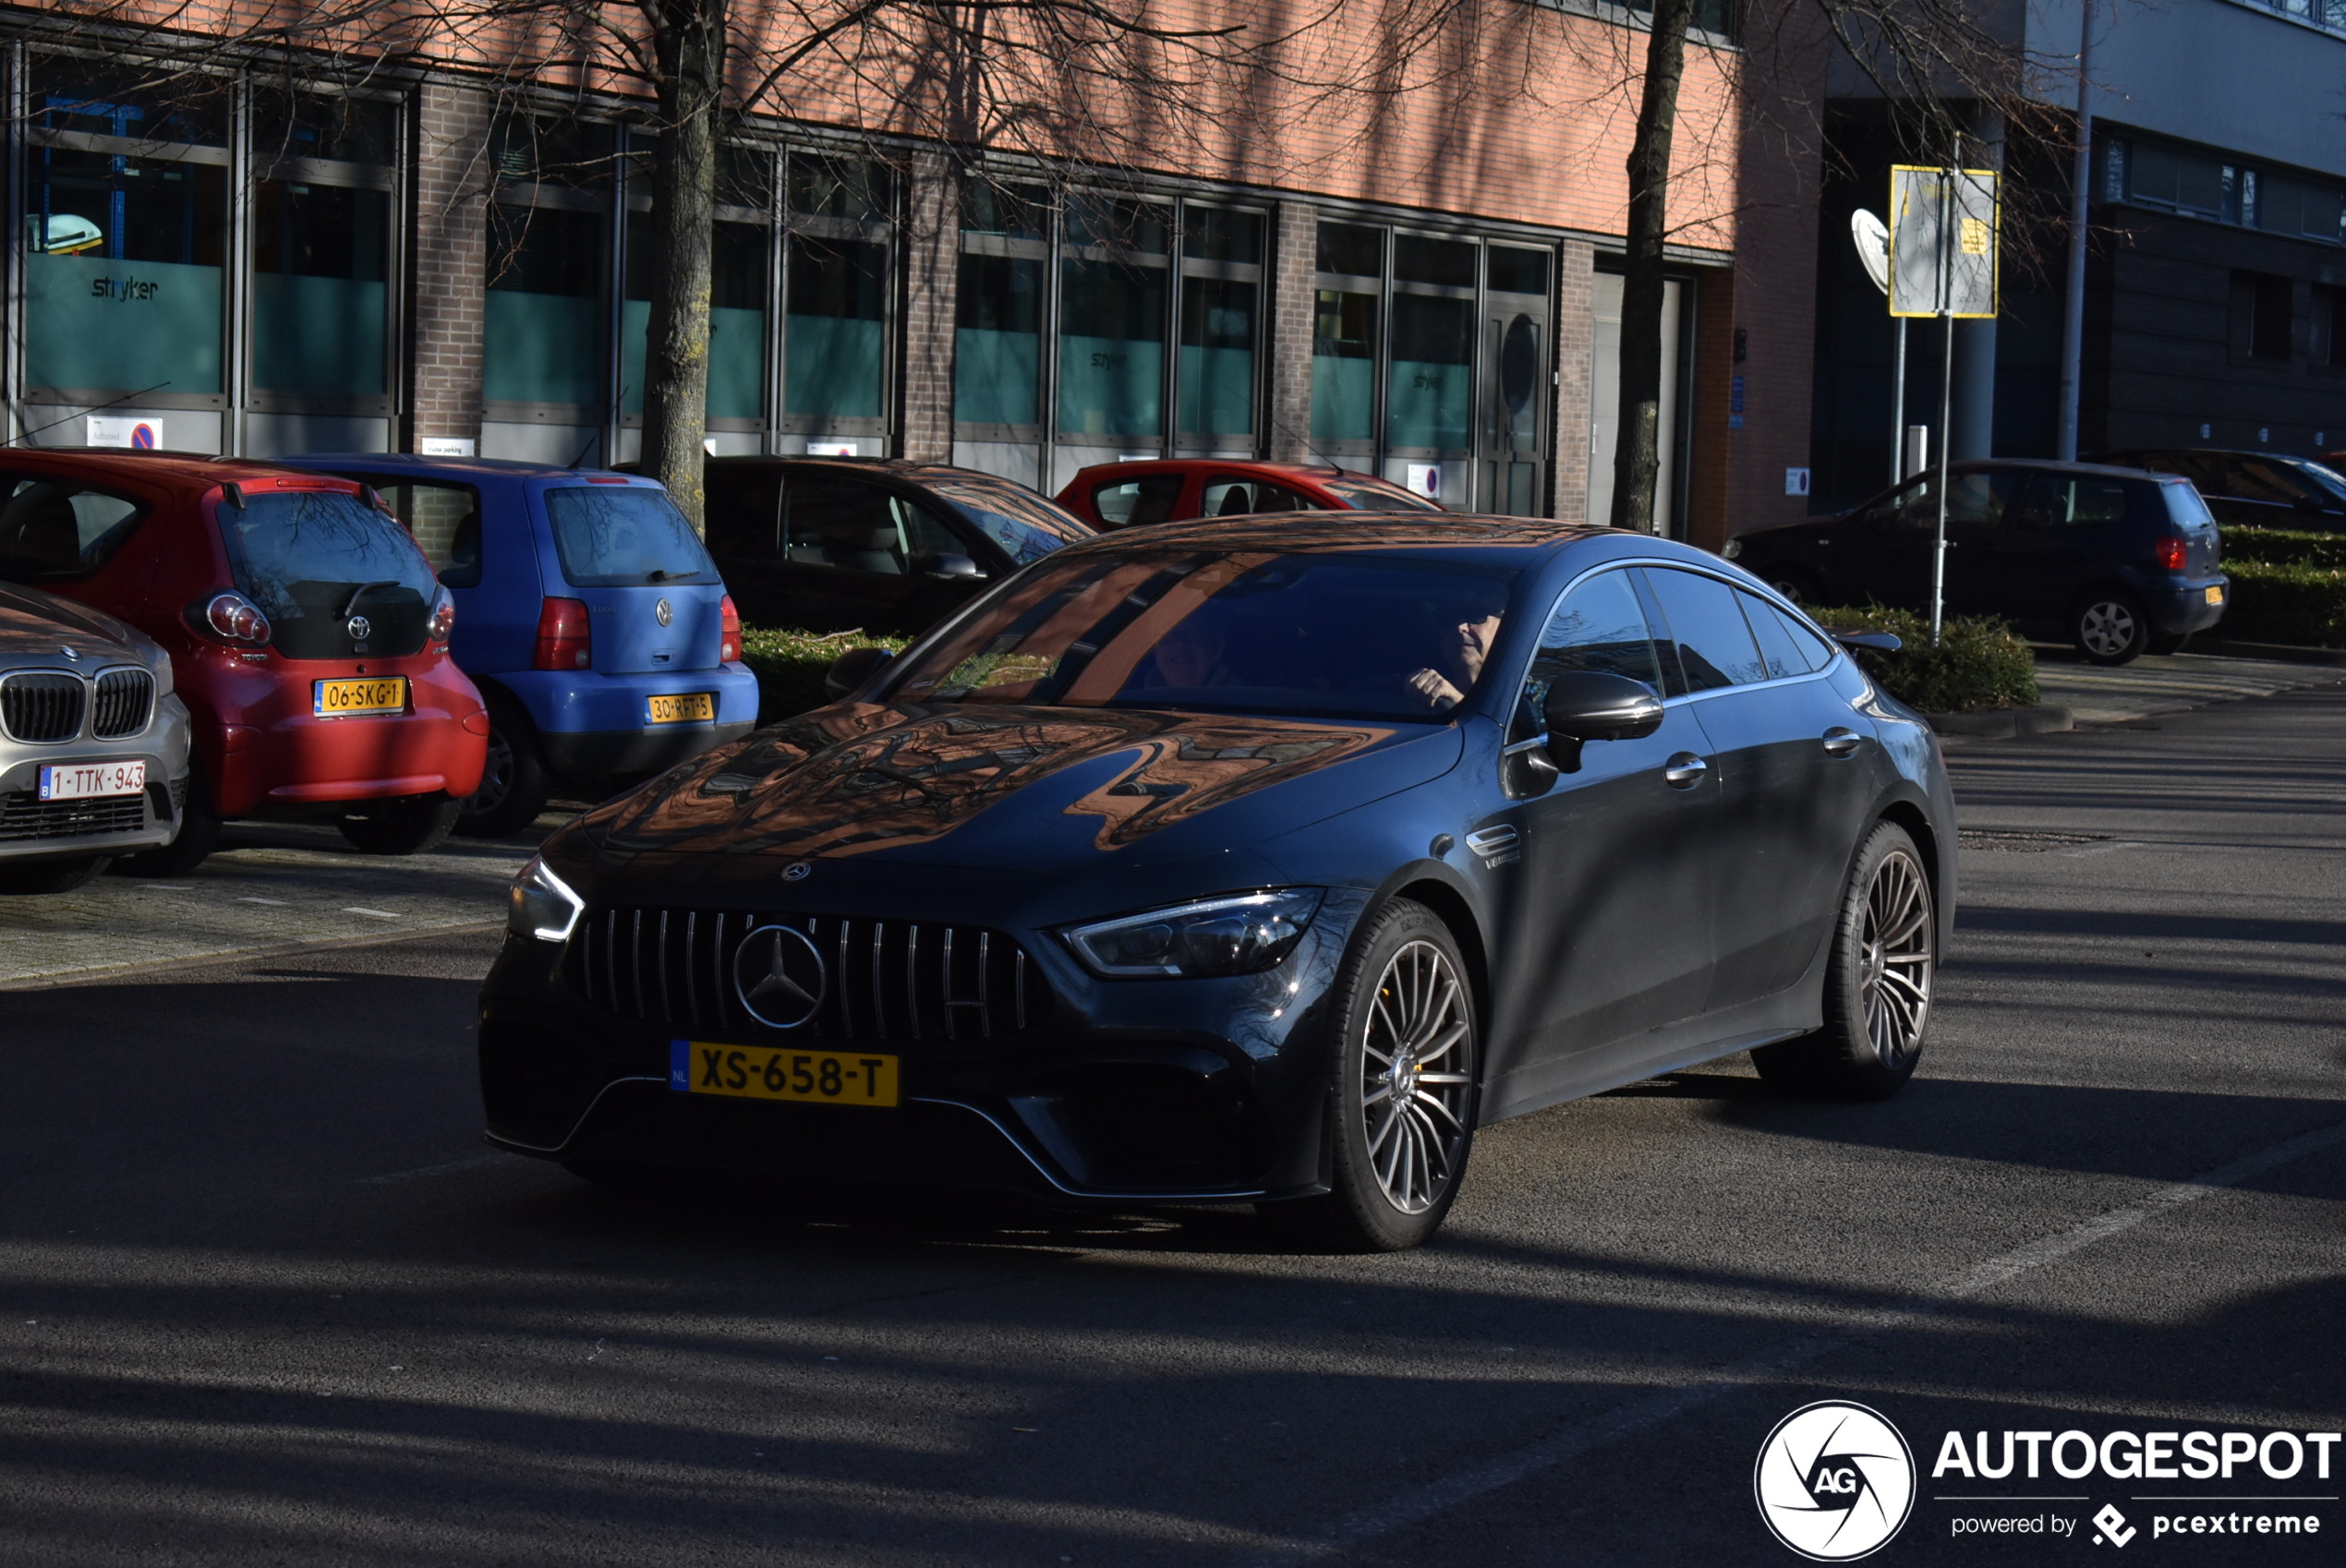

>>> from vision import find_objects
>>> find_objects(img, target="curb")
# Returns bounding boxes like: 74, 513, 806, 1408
2187, 638, 2346, 668
1924, 705, 2074, 739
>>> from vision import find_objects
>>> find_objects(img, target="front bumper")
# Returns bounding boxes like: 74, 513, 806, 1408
0, 695, 192, 862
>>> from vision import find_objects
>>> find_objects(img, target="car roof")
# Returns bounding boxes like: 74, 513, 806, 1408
272, 452, 652, 482
1047, 513, 1616, 561
1064, 458, 1381, 483
2099, 447, 2328, 464
6, 448, 366, 491
698, 455, 1036, 488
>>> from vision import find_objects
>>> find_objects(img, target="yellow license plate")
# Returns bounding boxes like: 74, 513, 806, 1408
313, 677, 408, 717
2205, 585, 2224, 605
647, 691, 716, 725
670, 1041, 900, 1107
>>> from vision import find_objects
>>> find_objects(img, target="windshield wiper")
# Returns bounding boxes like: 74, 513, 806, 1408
338, 580, 399, 619
647, 570, 671, 584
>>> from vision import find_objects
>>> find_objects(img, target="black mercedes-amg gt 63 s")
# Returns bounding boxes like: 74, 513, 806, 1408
480, 516, 1955, 1250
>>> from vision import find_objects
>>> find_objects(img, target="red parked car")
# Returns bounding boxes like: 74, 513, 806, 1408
0, 452, 489, 872
1055, 460, 1444, 529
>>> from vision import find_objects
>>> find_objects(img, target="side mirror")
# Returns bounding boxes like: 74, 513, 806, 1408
1540, 670, 1664, 772
823, 645, 896, 701
914, 552, 983, 581
1830, 630, 1903, 654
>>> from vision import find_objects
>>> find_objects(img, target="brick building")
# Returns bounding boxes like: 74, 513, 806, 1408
3, 1, 1828, 542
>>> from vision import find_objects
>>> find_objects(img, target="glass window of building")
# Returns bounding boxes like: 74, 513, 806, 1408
1312, 223, 1382, 450
1484, 245, 1552, 515
956, 183, 1048, 430
622, 144, 772, 424
1178, 208, 1263, 446
250, 92, 396, 407
1059, 198, 1171, 446
785, 155, 891, 432
24, 61, 230, 404
1387, 234, 1477, 456
484, 116, 611, 411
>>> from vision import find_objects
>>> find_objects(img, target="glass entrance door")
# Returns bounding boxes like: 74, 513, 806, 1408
1479, 246, 1551, 516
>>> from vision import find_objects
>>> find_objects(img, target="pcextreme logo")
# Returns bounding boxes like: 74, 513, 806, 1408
1755, 1401, 1918, 1561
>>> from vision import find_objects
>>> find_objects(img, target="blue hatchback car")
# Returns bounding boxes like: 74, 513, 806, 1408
270, 455, 756, 835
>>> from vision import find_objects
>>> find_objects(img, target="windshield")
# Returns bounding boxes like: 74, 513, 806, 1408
889, 549, 1518, 721
2286, 459, 2346, 504
543, 486, 720, 585
1320, 476, 1444, 512
217, 490, 438, 658
923, 476, 1092, 564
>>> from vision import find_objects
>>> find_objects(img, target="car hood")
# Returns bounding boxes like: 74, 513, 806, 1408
577, 701, 1461, 874
0, 583, 141, 662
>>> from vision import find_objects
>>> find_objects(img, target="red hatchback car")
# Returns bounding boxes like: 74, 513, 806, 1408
0, 452, 488, 872
1055, 460, 1444, 529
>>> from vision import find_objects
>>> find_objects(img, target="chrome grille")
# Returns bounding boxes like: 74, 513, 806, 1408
2, 673, 84, 742
565, 909, 1047, 1043
91, 668, 153, 739
0, 790, 148, 840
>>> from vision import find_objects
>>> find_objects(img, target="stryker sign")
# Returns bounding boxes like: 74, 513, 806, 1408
90, 273, 162, 301
1931, 1429, 2341, 1481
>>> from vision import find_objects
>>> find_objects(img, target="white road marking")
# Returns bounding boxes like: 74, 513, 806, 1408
2062, 840, 2146, 857
236, 897, 289, 907
357, 1154, 507, 1186
341, 908, 400, 920
1246, 1115, 2346, 1567
139, 885, 194, 891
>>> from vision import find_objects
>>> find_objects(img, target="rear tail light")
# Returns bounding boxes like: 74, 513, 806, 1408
201, 591, 272, 645
535, 597, 592, 670
2153, 536, 2187, 573
720, 594, 743, 664
427, 585, 456, 643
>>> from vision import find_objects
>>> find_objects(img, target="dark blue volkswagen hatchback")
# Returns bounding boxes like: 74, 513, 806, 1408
480, 518, 1956, 1249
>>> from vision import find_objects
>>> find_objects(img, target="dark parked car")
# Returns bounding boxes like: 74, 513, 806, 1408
685, 458, 1092, 634
1728, 459, 2228, 664
2090, 449, 2346, 534
480, 518, 1956, 1251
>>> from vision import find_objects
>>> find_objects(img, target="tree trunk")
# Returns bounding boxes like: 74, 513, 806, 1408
1610, 0, 1697, 534
639, 0, 726, 530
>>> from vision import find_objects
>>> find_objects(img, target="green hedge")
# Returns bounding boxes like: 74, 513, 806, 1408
739, 626, 912, 722
2215, 560, 2346, 647
1806, 606, 2040, 713
2221, 526, 2346, 570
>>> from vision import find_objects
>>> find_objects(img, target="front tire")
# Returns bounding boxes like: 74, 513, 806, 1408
456, 709, 552, 838
2073, 589, 2150, 665
338, 793, 463, 856
1754, 821, 1935, 1100
115, 766, 219, 877
1268, 900, 1478, 1252
0, 855, 110, 895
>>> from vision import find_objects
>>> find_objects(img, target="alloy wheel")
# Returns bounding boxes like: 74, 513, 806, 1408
1857, 849, 1933, 1067
469, 729, 515, 815
1358, 939, 1474, 1214
2078, 599, 2136, 658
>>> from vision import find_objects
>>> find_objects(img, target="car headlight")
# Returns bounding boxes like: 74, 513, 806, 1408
1059, 888, 1324, 979
509, 856, 584, 943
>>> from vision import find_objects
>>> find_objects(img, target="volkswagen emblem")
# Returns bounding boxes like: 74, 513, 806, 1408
732, 924, 827, 1030
655, 597, 672, 627
780, 861, 813, 883
346, 614, 372, 642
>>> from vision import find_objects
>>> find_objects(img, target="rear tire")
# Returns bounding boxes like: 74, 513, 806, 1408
1763, 566, 1821, 607
338, 793, 462, 856
1753, 821, 1934, 1101
2072, 589, 2150, 665
1264, 899, 1478, 1252
115, 766, 219, 876
0, 855, 110, 895
456, 708, 552, 838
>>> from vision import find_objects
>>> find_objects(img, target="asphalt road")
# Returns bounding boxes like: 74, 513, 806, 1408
2, 687, 2341, 1566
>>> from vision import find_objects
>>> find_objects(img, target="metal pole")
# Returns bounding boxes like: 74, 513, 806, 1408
2055, 0, 2094, 461
1931, 169, 1954, 646
1892, 316, 1907, 482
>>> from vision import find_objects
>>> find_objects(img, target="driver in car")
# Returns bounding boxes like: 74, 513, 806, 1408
1407, 584, 1509, 712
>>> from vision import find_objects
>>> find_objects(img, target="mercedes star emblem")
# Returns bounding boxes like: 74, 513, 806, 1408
346, 614, 372, 642
655, 597, 672, 627
780, 862, 813, 882
732, 924, 827, 1030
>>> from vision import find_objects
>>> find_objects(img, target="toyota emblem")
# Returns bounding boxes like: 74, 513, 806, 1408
655, 597, 672, 627
346, 614, 372, 641
732, 924, 827, 1030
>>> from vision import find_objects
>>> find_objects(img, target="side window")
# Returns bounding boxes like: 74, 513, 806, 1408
2013, 474, 2130, 530
706, 469, 783, 561
1517, 570, 1665, 736
1641, 567, 1769, 692
1859, 471, 2013, 531
1092, 473, 1185, 527
1856, 477, 1930, 530
1202, 476, 1318, 517
2221, 458, 2302, 504
371, 480, 484, 586
784, 476, 905, 575
0, 477, 146, 583
1740, 593, 1832, 680
889, 495, 982, 573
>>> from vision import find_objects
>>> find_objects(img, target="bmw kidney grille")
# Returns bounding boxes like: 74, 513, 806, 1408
1, 671, 86, 742
91, 668, 154, 739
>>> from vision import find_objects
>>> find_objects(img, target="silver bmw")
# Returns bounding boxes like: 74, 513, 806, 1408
0, 582, 190, 894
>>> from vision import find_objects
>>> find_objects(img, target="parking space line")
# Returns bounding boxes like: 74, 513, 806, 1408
341, 908, 401, 920
357, 1153, 508, 1185
236, 897, 289, 907
1246, 1114, 2346, 1567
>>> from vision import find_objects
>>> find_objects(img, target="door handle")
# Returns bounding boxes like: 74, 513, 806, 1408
1663, 753, 1709, 789
1822, 727, 1863, 757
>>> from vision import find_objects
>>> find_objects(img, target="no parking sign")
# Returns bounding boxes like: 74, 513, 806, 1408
87, 416, 162, 449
